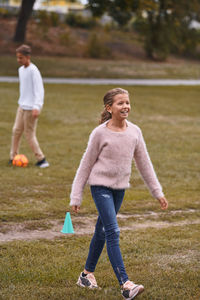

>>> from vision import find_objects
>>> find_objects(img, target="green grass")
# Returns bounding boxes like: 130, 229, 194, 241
0, 226, 199, 300
0, 83, 200, 299
1, 55, 200, 79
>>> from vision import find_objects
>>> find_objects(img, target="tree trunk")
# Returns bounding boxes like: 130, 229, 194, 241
13, 0, 36, 43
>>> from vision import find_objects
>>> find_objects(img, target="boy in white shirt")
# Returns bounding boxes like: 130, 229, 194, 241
9, 44, 49, 168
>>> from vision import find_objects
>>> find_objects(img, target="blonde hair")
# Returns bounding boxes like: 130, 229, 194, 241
99, 88, 129, 124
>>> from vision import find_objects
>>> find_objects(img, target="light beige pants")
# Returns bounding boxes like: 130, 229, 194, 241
10, 107, 44, 161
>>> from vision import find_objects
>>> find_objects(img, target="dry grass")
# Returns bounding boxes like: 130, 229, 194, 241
1, 55, 200, 79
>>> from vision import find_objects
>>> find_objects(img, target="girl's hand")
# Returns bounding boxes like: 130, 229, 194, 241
158, 197, 168, 210
72, 205, 80, 213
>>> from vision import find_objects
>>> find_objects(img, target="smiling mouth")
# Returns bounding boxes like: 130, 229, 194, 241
120, 110, 129, 114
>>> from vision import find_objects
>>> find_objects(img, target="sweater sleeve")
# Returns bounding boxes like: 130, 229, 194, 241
134, 129, 164, 199
32, 67, 44, 111
70, 129, 101, 207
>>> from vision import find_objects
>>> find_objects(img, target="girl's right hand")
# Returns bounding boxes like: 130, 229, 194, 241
72, 205, 80, 213
158, 197, 168, 210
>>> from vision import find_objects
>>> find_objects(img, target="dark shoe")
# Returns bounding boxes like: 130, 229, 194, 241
8, 159, 13, 165
35, 158, 49, 168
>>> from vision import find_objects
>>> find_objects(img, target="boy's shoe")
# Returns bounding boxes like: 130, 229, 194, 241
76, 272, 98, 289
8, 159, 13, 165
35, 158, 49, 168
121, 280, 144, 300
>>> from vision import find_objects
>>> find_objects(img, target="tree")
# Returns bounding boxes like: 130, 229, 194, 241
134, 0, 200, 60
14, 0, 36, 43
88, 0, 133, 26
88, 0, 200, 60
13, 0, 84, 43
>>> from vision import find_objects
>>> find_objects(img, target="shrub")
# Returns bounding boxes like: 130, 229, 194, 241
171, 25, 200, 57
65, 13, 97, 29
50, 12, 60, 27
85, 32, 112, 59
36, 10, 60, 27
59, 32, 70, 46
0, 8, 13, 18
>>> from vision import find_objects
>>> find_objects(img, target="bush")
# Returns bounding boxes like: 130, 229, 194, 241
36, 10, 60, 27
85, 32, 112, 59
50, 12, 60, 27
0, 8, 13, 18
65, 13, 97, 29
59, 32, 70, 46
171, 25, 200, 57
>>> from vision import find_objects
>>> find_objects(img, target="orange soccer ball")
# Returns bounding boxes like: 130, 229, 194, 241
12, 154, 28, 167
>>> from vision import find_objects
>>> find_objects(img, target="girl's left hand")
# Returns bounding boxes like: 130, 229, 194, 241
72, 205, 80, 213
158, 197, 168, 210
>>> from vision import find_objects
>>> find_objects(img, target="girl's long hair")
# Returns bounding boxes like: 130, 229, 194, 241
99, 88, 129, 124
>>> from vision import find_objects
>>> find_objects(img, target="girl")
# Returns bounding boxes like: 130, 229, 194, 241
70, 88, 168, 300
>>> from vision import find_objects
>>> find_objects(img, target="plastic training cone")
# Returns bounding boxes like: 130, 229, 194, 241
61, 212, 74, 234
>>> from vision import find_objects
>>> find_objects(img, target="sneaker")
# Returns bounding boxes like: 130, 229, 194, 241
76, 272, 98, 289
121, 280, 144, 300
35, 158, 49, 168
8, 159, 13, 165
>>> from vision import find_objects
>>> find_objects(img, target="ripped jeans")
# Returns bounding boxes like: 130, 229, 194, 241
85, 185, 128, 285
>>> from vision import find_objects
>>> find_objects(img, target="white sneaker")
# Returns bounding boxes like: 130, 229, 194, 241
121, 280, 144, 299
36, 158, 49, 168
39, 161, 49, 168
76, 272, 99, 289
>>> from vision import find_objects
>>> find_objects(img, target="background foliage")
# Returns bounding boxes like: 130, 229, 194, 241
88, 0, 200, 60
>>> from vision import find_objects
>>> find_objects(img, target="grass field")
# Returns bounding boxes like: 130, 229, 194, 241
1, 56, 200, 79
0, 83, 200, 299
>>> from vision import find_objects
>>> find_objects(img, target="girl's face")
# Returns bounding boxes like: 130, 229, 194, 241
106, 93, 131, 121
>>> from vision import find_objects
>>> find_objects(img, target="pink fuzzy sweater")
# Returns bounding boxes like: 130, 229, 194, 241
70, 120, 164, 206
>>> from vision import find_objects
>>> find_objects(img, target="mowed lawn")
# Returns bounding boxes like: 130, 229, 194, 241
0, 83, 200, 299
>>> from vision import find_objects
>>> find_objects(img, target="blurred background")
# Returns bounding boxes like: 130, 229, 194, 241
1, 0, 200, 62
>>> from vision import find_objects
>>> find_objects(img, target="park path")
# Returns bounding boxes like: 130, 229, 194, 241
1, 76, 200, 85
0, 209, 199, 243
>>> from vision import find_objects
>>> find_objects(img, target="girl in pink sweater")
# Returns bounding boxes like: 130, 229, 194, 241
70, 88, 168, 300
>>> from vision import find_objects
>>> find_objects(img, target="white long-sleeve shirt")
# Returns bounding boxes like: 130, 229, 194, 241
70, 120, 164, 206
18, 63, 44, 111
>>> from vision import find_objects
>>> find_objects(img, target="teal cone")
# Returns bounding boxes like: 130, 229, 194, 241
61, 212, 74, 234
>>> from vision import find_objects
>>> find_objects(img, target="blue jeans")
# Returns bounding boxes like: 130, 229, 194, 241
85, 185, 129, 285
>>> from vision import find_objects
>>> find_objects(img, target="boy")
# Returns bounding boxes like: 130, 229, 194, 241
9, 44, 49, 168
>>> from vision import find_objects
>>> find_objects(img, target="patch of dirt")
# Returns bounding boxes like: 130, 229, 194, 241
155, 250, 200, 271
0, 209, 199, 243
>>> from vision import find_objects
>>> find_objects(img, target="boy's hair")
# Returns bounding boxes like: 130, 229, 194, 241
16, 44, 31, 56
100, 88, 129, 124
